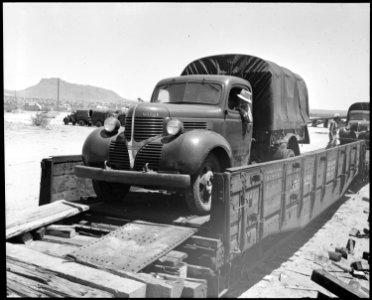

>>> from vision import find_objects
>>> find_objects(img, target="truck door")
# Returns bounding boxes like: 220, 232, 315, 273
224, 86, 253, 166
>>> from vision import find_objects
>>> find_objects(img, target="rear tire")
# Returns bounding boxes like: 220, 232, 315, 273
92, 180, 130, 202
185, 154, 221, 215
95, 121, 102, 127
63, 118, 69, 125
78, 120, 85, 126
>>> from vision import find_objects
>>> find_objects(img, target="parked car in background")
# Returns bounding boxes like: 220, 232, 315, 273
339, 102, 370, 148
63, 109, 93, 126
91, 109, 115, 127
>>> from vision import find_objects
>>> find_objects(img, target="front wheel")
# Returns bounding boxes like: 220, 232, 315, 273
92, 180, 130, 202
185, 154, 221, 215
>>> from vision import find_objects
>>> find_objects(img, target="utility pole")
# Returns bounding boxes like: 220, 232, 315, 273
56, 78, 60, 111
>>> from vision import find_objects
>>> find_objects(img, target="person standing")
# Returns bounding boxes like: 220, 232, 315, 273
327, 113, 341, 148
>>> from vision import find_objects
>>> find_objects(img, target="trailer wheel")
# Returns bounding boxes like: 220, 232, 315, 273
92, 180, 130, 202
185, 153, 221, 215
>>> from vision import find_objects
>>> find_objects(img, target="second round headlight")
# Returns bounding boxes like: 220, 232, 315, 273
166, 119, 183, 136
104, 117, 120, 132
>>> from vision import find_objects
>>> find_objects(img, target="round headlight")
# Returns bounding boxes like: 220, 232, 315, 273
104, 117, 120, 132
166, 119, 183, 136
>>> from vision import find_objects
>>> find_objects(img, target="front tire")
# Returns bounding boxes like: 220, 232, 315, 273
92, 180, 130, 202
185, 153, 221, 215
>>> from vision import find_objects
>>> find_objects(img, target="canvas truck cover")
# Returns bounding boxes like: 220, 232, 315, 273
181, 54, 310, 131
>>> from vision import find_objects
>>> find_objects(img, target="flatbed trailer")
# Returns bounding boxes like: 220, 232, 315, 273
6, 140, 369, 297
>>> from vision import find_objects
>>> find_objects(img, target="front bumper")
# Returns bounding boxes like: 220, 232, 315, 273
75, 165, 191, 188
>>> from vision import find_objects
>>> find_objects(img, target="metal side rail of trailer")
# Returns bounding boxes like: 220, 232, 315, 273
6, 140, 369, 298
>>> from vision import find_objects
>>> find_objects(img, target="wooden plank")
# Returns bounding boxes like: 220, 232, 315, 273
42, 233, 99, 247
155, 272, 207, 298
7, 258, 113, 297
46, 224, 76, 238
73, 261, 184, 298
6, 243, 146, 297
26, 240, 80, 258
311, 269, 366, 298
6, 200, 89, 240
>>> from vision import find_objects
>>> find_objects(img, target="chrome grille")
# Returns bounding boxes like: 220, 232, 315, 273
134, 143, 163, 171
124, 116, 164, 142
124, 116, 132, 140
183, 121, 207, 131
134, 117, 163, 142
108, 140, 130, 170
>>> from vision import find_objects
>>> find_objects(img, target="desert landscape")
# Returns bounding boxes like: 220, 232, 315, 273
4, 110, 369, 297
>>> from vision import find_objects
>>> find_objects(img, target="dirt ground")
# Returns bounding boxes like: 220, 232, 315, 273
4, 111, 370, 297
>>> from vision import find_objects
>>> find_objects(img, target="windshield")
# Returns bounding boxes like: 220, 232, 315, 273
349, 110, 370, 121
152, 82, 222, 105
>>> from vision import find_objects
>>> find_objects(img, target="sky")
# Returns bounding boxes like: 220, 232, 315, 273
3, 3, 370, 110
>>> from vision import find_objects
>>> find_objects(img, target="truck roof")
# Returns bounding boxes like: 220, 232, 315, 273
156, 74, 252, 88
181, 54, 310, 131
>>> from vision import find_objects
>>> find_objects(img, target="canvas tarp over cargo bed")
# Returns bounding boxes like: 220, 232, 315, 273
181, 54, 310, 131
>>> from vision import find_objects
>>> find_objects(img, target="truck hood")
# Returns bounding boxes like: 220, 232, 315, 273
128, 102, 223, 119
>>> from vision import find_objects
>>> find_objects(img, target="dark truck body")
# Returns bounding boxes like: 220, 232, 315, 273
181, 54, 310, 153
76, 54, 310, 215
339, 102, 370, 148
63, 109, 93, 126
91, 109, 115, 127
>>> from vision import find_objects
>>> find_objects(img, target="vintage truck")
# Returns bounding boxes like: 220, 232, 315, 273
339, 102, 370, 148
90, 109, 115, 127
75, 54, 310, 215
63, 109, 93, 126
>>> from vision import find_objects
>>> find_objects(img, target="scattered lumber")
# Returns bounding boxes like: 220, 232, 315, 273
6, 200, 89, 240
311, 269, 367, 298
6, 243, 146, 297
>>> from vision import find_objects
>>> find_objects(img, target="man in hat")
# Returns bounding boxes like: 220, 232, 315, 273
234, 90, 253, 123
327, 113, 341, 148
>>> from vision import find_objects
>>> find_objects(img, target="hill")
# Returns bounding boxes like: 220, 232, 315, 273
8, 78, 137, 105
310, 108, 347, 118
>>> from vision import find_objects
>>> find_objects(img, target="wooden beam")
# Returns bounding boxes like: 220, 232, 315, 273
70, 258, 184, 298
6, 243, 146, 297
46, 224, 76, 238
155, 272, 207, 298
6, 200, 89, 240
311, 269, 367, 298
7, 258, 113, 297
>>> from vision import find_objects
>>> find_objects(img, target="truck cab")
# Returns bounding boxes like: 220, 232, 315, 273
76, 54, 309, 215
339, 102, 370, 148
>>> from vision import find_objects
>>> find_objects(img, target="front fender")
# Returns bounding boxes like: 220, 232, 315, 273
82, 128, 123, 167
158, 130, 232, 175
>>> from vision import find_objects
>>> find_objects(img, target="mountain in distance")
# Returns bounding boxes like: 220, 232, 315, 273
310, 108, 347, 118
6, 78, 138, 105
